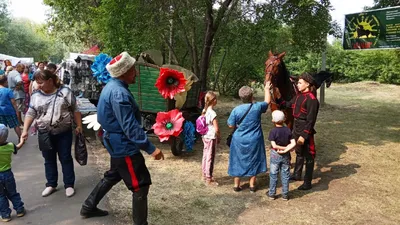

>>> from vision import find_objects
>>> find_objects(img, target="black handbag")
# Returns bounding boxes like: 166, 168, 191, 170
226, 103, 253, 147
38, 89, 59, 151
74, 133, 88, 166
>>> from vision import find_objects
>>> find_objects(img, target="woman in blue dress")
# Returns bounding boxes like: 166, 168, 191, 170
227, 81, 271, 192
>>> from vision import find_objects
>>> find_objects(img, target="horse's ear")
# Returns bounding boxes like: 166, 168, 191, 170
268, 50, 273, 57
278, 52, 286, 59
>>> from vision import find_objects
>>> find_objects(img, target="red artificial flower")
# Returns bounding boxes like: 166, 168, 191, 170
152, 109, 185, 142
155, 68, 187, 99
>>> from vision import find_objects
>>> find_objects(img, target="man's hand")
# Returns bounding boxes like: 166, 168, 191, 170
75, 126, 83, 134
151, 148, 164, 160
297, 136, 305, 145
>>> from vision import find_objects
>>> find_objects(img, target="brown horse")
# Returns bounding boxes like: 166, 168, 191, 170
264, 51, 336, 129
264, 51, 296, 129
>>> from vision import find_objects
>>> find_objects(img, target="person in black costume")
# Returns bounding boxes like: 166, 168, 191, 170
277, 72, 319, 190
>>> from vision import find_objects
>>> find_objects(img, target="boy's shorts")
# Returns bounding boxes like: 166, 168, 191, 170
0, 115, 20, 128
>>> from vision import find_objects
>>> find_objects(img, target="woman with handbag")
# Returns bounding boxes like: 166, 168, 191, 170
20, 70, 82, 198
227, 81, 271, 193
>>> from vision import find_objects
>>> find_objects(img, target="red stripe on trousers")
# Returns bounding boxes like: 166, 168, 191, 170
125, 156, 140, 192
309, 135, 316, 159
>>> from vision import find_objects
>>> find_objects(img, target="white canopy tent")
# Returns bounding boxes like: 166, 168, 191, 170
19, 57, 34, 64
0, 53, 21, 66
0, 54, 35, 68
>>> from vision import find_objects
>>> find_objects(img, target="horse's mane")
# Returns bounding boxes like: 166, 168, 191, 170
280, 60, 290, 82
277, 60, 295, 101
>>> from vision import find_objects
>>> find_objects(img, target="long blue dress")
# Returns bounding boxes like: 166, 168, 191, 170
227, 102, 268, 177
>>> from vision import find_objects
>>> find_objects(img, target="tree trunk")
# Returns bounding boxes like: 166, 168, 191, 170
199, 0, 234, 92
212, 49, 227, 91
199, 6, 215, 91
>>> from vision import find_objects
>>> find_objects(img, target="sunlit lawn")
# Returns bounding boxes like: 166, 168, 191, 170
89, 81, 400, 225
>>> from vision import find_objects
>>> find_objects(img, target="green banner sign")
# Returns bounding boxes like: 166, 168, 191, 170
343, 6, 400, 50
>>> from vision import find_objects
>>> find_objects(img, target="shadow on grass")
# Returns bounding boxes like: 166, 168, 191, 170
288, 163, 361, 199
291, 100, 399, 196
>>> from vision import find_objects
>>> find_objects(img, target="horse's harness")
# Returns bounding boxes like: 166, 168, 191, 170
265, 56, 298, 106
265, 56, 280, 79
265, 56, 282, 106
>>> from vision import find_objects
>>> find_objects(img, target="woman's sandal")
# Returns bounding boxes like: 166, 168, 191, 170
206, 179, 219, 186
249, 186, 257, 193
233, 186, 242, 192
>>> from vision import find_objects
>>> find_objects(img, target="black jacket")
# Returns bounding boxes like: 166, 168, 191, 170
279, 91, 319, 139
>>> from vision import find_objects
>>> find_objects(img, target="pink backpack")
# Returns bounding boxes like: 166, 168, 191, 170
196, 115, 208, 135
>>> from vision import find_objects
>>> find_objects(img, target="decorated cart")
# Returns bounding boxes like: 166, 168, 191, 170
83, 52, 202, 156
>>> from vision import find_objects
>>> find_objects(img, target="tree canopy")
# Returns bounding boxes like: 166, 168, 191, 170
42, 0, 339, 91
2, 0, 398, 94
367, 0, 400, 9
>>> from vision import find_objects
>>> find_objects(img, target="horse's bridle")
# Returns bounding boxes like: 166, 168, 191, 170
265, 56, 282, 106
265, 56, 296, 106
265, 56, 280, 80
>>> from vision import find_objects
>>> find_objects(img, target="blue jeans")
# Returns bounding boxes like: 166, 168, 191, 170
269, 150, 290, 197
41, 129, 75, 189
0, 170, 24, 218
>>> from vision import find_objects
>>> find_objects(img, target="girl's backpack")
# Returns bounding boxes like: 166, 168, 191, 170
196, 115, 208, 135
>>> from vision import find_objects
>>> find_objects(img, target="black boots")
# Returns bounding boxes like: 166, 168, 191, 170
80, 179, 114, 218
80, 207, 109, 218
297, 159, 314, 190
290, 156, 304, 181
290, 155, 314, 190
132, 186, 150, 225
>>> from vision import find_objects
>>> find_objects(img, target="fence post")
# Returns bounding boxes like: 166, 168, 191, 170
320, 51, 326, 106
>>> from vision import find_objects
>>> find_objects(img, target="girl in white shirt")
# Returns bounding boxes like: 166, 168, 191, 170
201, 91, 220, 186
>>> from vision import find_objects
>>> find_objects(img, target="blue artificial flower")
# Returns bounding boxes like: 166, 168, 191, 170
183, 121, 196, 152
91, 53, 112, 84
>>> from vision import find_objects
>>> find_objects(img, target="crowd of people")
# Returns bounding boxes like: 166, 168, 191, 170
0, 61, 82, 222
0, 52, 319, 224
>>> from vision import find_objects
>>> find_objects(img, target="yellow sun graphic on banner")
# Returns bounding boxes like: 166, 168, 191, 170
350, 15, 379, 39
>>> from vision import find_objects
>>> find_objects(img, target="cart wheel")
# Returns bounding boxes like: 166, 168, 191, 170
169, 136, 184, 156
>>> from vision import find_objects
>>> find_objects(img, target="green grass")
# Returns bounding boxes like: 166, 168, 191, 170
89, 81, 400, 225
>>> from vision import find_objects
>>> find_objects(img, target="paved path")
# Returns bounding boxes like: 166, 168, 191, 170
5, 129, 115, 225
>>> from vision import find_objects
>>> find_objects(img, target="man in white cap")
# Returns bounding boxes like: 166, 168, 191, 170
80, 52, 164, 224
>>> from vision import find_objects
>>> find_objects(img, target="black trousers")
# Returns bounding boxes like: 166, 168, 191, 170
293, 135, 315, 184
83, 153, 151, 225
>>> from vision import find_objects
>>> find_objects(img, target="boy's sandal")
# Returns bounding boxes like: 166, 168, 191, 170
233, 186, 242, 192
249, 186, 257, 193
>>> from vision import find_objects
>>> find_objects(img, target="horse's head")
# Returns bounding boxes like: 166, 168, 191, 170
265, 51, 286, 86
325, 76, 333, 88
314, 71, 334, 88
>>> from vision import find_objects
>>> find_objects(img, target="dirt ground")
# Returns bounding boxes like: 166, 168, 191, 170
88, 81, 400, 225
